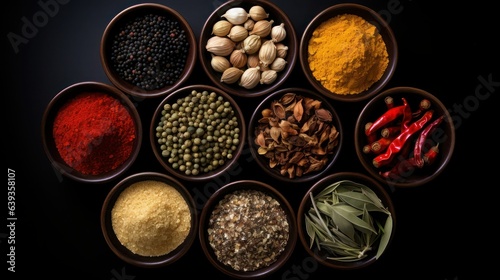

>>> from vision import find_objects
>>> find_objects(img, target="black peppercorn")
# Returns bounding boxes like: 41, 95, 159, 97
109, 13, 189, 91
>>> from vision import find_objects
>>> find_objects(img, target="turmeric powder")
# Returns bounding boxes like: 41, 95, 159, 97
308, 14, 389, 95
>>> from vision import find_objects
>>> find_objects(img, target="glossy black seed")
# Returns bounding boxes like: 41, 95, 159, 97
109, 13, 189, 91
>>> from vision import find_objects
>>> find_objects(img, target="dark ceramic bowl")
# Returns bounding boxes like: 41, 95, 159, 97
41, 81, 142, 184
150, 84, 246, 182
199, 0, 298, 98
100, 3, 197, 99
297, 172, 396, 270
248, 87, 343, 183
199, 180, 297, 279
101, 172, 198, 268
355, 86, 456, 188
299, 3, 398, 102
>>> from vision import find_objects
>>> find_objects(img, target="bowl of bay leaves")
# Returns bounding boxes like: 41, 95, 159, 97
297, 172, 396, 270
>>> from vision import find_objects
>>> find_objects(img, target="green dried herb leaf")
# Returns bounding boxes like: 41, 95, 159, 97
375, 214, 393, 260
336, 191, 384, 212
331, 204, 377, 235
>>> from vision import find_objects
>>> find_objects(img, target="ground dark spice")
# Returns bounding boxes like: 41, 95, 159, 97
52, 92, 136, 175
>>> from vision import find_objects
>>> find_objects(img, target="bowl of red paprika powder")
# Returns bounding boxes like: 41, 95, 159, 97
299, 3, 398, 102
100, 3, 197, 99
354, 86, 456, 188
41, 81, 142, 184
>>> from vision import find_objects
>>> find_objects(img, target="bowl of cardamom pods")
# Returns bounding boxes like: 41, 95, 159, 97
299, 3, 398, 102
297, 172, 396, 270
199, 0, 298, 98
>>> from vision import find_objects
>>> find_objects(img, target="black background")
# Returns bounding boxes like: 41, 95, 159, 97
4, 0, 498, 279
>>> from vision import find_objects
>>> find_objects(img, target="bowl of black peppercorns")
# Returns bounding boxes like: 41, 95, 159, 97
100, 3, 197, 99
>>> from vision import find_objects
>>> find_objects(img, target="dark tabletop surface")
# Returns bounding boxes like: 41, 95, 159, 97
5, 0, 497, 279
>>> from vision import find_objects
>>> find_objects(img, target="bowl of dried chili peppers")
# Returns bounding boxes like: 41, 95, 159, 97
41, 81, 142, 184
198, 179, 297, 279
248, 87, 343, 183
297, 171, 396, 270
355, 86, 456, 188
100, 3, 197, 99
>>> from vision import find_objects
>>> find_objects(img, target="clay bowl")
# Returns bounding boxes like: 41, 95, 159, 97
199, 0, 298, 98
150, 84, 246, 182
247, 87, 343, 184
101, 172, 198, 268
199, 180, 297, 279
297, 172, 396, 270
355, 86, 456, 188
299, 3, 398, 102
41, 81, 142, 184
100, 3, 197, 99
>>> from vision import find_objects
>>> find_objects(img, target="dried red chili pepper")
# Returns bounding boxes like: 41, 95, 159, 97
370, 137, 393, 154
372, 110, 434, 168
384, 96, 394, 109
380, 157, 417, 180
365, 104, 406, 137
423, 144, 439, 165
400, 97, 412, 131
365, 122, 377, 143
412, 98, 431, 118
414, 115, 444, 168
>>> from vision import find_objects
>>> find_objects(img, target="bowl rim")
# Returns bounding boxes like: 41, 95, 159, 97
198, 0, 298, 98
198, 179, 298, 279
41, 81, 142, 184
149, 84, 246, 182
299, 3, 398, 102
100, 2, 197, 99
354, 86, 456, 188
297, 171, 396, 270
100, 171, 198, 268
247, 87, 343, 183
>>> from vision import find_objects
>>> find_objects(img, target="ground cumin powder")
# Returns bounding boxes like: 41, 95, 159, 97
308, 14, 389, 95
111, 180, 191, 257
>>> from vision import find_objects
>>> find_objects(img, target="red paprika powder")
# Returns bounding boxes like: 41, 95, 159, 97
52, 92, 136, 175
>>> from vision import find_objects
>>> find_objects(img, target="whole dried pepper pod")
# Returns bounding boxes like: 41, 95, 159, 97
413, 115, 444, 168
365, 102, 406, 137
373, 110, 434, 168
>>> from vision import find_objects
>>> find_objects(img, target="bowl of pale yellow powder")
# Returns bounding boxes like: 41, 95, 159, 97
299, 3, 398, 102
101, 172, 197, 268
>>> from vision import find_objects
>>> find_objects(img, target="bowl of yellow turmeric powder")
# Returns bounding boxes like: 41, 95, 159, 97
299, 3, 398, 102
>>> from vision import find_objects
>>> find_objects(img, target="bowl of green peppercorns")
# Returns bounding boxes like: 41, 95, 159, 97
150, 84, 246, 182
100, 3, 197, 99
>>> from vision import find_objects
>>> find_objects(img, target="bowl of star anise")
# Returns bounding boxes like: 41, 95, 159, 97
248, 87, 343, 183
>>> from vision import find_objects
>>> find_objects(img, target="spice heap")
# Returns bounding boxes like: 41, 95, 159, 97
304, 179, 393, 262
308, 14, 389, 95
154, 89, 241, 176
52, 92, 136, 175
111, 180, 191, 257
109, 13, 190, 91
207, 189, 289, 271
253, 92, 340, 178
206, 5, 289, 89
362, 96, 444, 181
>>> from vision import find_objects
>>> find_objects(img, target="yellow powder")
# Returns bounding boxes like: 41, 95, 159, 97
308, 14, 389, 95
111, 180, 191, 257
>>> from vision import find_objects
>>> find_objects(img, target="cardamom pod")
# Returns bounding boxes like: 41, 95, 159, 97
221, 7, 249, 25
250, 19, 274, 37
242, 34, 261, 54
270, 57, 287, 72
260, 69, 277, 85
206, 36, 235, 56
220, 67, 244, 84
259, 40, 277, 67
248, 5, 269, 21
275, 43, 288, 58
229, 49, 247, 68
211, 55, 231, 72
227, 25, 248, 42
243, 18, 255, 31
212, 20, 233, 36
271, 23, 286, 43
247, 53, 260, 68
239, 67, 261, 89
